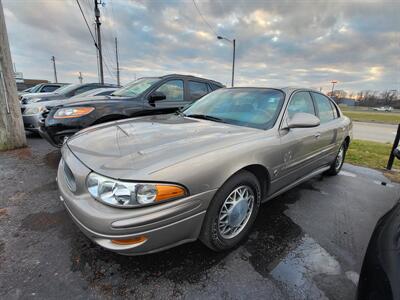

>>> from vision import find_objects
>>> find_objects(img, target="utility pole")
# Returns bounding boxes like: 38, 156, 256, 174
94, 0, 104, 84
115, 37, 120, 86
78, 72, 83, 84
51, 56, 58, 83
0, 0, 26, 150
94, 23, 100, 83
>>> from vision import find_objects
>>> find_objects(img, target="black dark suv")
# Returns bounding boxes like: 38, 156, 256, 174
39, 74, 223, 147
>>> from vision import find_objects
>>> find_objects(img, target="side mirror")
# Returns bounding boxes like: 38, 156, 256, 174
149, 91, 166, 102
286, 112, 320, 129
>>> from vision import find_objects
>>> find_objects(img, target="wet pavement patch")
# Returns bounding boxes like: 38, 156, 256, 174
0, 240, 4, 263
20, 210, 69, 232
70, 233, 228, 296
245, 187, 303, 276
44, 150, 61, 169
8, 147, 33, 160
0, 208, 8, 218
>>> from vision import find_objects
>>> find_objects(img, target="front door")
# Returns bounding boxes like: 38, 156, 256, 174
150, 79, 190, 114
275, 91, 321, 191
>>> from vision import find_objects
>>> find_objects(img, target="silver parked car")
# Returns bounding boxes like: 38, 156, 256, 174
58, 87, 352, 255
22, 87, 118, 133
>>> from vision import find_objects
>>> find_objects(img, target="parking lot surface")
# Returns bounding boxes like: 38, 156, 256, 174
1, 135, 399, 299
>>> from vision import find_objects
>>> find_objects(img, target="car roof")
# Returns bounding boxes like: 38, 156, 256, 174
139, 74, 224, 87
219, 86, 325, 96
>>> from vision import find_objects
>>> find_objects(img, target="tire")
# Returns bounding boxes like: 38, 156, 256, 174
199, 170, 261, 251
326, 142, 347, 176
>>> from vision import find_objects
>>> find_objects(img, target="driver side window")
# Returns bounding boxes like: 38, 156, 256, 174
155, 80, 184, 101
287, 92, 316, 118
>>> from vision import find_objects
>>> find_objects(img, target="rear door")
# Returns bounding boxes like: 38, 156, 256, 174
188, 81, 209, 102
311, 92, 342, 165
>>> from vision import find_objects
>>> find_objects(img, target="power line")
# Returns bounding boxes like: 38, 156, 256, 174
104, 59, 117, 81
192, 0, 218, 36
76, 0, 116, 83
75, 0, 98, 50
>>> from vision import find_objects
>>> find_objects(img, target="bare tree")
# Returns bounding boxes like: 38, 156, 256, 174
0, 0, 26, 150
381, 90, 397, 107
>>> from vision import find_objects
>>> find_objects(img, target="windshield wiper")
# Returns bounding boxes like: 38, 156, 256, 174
185, 114, 226, 123
175, 110, 186, 117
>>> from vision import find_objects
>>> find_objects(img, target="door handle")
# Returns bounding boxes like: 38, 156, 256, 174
314, 132, 321, 139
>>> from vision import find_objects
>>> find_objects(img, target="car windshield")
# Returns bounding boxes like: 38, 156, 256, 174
54, 84, 78, 95
182, 88, 285, 129
30, 84, 43, 93
111, 78, 159, 97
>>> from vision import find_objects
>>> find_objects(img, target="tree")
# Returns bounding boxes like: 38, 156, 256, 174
0, 0, 26, 150
381, 90, 397, 107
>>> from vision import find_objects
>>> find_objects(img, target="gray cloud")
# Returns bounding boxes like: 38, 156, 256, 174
3, 0, 399, 92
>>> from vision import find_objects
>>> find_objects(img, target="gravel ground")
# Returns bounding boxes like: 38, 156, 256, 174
0, 134, 399, 299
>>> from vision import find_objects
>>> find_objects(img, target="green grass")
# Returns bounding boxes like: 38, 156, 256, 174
342, 110, 400, 125
346, 139, 400, 182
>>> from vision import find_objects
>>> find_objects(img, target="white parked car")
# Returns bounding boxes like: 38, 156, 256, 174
373, 106, 393, 112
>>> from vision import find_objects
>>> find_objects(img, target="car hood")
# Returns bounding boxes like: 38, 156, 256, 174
25, 98, 68, 109
67, 114, 261, 179
62, 95, 136, 107
22, 92, 57, 99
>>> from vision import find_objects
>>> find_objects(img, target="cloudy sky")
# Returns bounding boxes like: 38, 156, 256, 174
3, 0, 400, 93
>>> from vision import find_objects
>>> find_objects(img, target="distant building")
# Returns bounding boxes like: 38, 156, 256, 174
14, 71, 49, 91
340, 98, 356, 106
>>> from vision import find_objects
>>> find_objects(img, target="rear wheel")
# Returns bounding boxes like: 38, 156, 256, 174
199, 170, 261, 251
326, 142, 347, 175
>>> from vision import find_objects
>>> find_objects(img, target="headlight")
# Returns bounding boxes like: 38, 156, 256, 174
23, 106, 45, 115
54, 107, 94, 119
86, 173, 187, 208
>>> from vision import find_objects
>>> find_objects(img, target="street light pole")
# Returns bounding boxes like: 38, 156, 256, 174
231, 39, 235, 87
218, 36, 236, 87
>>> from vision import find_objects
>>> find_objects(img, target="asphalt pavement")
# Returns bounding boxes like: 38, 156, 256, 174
353, 121, 399, 143
0, 135, 399, 299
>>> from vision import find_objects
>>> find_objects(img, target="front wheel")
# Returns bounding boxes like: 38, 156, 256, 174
326, 142, 347, 175
199, 170, 261, 251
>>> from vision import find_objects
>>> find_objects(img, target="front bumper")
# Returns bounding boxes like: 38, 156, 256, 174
58, 146, 215, 255
23, 114, 41, 132
39, 125, 76, 147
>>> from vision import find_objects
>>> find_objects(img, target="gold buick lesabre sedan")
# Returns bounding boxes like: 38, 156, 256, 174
58, 87, 352, 255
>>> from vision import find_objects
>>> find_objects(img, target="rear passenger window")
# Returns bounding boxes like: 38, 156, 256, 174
287, 92, 315, 118
210, 83, 222, 91
188, 81, 209, 101
330, 102, 339, 118
312, 93, 335, 123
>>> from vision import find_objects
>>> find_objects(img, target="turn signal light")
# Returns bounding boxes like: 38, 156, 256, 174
156, 185, 186, 201
111, 236, 147, 245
